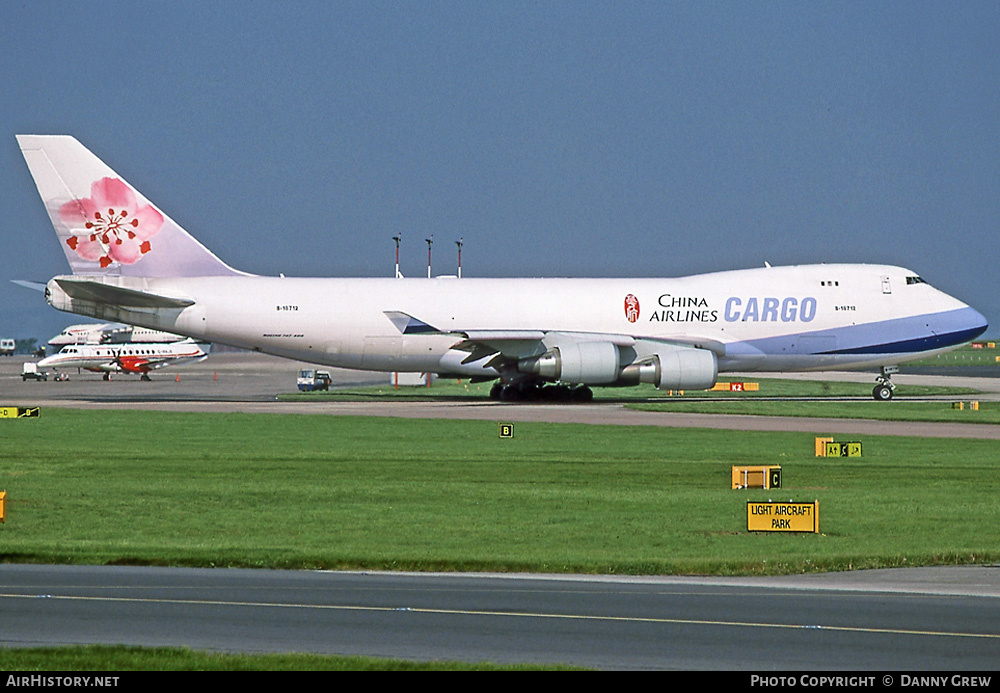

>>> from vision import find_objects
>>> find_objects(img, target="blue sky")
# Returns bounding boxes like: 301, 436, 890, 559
4, 1, 998, 343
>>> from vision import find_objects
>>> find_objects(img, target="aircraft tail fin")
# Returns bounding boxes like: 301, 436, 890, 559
17, 135, 246, 278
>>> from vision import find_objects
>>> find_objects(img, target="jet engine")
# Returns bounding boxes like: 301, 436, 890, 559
518, 341, 717, 390
518, 342, 620, 384
618, 345, 717, 390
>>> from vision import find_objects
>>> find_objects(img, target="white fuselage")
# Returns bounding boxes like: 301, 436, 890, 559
45, 263, 987, 381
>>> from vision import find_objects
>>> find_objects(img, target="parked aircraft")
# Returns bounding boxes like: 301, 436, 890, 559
37, 339, 209, 380
17, 135, 988, 400
49, 322, 184, 347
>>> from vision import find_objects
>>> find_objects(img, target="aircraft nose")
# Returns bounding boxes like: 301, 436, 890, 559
930, 300, 988, 350
952, 302, 989, 344
969, 307, 989, 341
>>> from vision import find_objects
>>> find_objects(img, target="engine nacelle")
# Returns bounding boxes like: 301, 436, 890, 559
518, 342, 620, 384
518, 341, 717, 390
618, 346, 718, 390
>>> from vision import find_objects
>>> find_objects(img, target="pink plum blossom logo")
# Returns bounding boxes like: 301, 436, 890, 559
58, 178, 163, 268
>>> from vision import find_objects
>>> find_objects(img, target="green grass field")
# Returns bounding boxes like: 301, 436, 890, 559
909, 342, 1000, 366
0, 645, 575, 671
2, 409, 998, 575
628, 399, 1000, 423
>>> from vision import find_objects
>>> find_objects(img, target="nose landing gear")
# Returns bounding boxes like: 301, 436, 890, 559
873, 366, 898, 401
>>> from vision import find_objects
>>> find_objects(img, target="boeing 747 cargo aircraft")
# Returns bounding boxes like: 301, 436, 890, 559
17, 135, 987, 401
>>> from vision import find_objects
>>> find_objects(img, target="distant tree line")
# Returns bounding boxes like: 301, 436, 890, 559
12, 338, 45, 356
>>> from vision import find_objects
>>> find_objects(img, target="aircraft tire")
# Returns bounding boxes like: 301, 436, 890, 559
873, 384, 894, 401
499, 385, 520, 403
518, 383, 542, 401
541, 385, 571, 401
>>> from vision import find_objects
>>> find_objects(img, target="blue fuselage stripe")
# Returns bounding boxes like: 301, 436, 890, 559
821, 325, 987, 355
729, 307, 987, 357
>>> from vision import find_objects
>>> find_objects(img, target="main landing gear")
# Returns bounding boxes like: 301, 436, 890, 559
873, 366, 898, 401
489, 381, 594, 403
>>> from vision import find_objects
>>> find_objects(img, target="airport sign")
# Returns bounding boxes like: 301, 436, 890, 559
747, 500, 819, 533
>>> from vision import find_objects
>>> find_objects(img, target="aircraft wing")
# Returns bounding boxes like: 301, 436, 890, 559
117, 356, 196, 372
385, 311, 555, 361
116, 351, 207, 373
115, 356, 155, 373
383, 311, 726, 373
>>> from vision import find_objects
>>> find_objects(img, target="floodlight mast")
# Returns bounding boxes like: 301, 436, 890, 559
392, 233, 402, 278
456, 237, 463, 279
425, 235, 434, 279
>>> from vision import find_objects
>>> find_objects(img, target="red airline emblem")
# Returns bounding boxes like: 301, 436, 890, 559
624, 294, 640, 323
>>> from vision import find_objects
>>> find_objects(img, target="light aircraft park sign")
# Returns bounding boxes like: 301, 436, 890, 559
747, 500, 819, 533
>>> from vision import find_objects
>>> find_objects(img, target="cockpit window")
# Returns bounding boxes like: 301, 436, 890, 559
906, 276, 926, 285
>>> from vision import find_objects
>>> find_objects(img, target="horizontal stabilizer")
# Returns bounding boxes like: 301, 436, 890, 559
53, 277, 194, 308
11, 280, 47, 293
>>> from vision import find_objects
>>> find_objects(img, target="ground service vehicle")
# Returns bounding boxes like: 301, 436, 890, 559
297, 369, 331, 391
21, 362, 47, 381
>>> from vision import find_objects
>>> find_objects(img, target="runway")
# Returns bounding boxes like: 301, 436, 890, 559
2, 352, 999, 669
2, 564, 999, 670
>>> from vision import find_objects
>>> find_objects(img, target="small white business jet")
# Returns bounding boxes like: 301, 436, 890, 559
38, 339, 209, 380
17, 135, 987, 400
